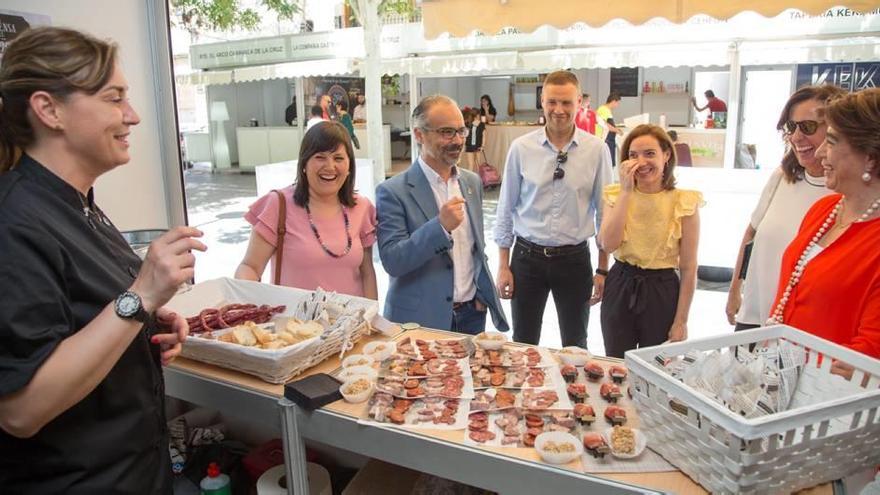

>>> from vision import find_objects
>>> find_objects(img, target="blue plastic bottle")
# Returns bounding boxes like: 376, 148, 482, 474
199, 462, 231, 495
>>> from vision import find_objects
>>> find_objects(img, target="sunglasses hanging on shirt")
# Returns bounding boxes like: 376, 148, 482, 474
553, 151, 568, 180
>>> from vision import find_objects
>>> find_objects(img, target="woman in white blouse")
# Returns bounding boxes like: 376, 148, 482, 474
726, 84, 846, 330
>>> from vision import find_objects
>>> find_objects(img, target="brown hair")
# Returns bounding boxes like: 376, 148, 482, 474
0, 26, 118, 173
620, 124, 677, 190
543, 70, 580, 90
824, 88, 880, 178
293, 121, 357, 208
776, 84, 848, 183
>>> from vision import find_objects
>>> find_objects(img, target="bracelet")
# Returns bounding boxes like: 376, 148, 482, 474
595, 268, 609, 276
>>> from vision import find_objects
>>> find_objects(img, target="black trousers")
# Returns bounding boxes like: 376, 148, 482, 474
600, 260, 679, 358
734, 322, 761, 332
510, 238, 592, 348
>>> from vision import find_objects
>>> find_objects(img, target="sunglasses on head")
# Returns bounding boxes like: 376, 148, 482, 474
783, 119, 821, 136
553, 151, 568, 180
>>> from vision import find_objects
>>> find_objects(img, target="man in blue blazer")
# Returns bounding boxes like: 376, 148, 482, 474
376, 95, 508, 334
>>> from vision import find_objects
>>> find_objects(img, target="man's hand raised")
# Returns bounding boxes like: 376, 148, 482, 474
439, 197, 466, 233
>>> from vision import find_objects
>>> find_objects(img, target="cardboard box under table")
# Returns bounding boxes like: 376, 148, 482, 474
164, 328, 833, 495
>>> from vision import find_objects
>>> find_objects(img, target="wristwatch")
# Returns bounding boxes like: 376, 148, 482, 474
595, 268, 609, 276
115, 290, 150, 323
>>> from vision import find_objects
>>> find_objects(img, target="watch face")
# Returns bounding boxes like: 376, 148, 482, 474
117, 292, 141, 317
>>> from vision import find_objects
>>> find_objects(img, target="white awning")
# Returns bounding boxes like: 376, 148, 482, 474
520, 42, 732, 71
739, 37, 880, 65
382, 51, 520, 76
175, 70, 233, 86
232, 58, 358, 82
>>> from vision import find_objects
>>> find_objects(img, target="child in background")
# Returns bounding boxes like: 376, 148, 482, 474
462, 108, 485, 172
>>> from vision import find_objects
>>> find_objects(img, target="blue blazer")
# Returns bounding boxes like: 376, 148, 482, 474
376, 162, 509, 332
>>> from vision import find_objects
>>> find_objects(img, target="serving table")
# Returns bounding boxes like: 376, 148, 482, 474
164, 328, 831, 495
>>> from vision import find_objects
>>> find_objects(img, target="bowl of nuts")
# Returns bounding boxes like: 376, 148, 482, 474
602, 426, 646, 459
534, 431, 583, 465
342, 354, 375, 369
340, 377, 374, 403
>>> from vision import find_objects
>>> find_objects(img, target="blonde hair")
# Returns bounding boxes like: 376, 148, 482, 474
0, 26, 118, 172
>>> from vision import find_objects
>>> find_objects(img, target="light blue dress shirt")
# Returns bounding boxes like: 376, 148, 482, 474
493, 127, 613, 248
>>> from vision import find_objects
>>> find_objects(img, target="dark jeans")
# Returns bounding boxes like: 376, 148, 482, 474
600, 260, 679, 358
510, 238, 592, 348
606, 138, 617, 167
451, 300, 487, 335
734, 322, 761, 332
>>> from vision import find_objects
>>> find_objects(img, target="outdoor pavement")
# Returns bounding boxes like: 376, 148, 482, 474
185, 161, 735, 356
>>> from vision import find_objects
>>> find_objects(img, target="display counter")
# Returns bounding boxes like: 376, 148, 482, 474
164, 329, 834, 495
483, 124, 542, 175
670, 127, 727, 168
236, 124, 392, 173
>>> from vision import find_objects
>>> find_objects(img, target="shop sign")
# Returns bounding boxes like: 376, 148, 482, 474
0, 9, 51, 60
289, 29, 363, 59
191, 37, 288, 69
796, 62, 880, 91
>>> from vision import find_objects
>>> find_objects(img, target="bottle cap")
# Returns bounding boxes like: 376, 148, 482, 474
207, 462, 221, 478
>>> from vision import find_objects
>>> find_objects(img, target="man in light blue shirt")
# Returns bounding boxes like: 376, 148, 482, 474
494, 70, 612, 348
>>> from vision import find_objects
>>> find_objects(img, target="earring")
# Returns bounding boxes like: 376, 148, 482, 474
863, 171, 873, 183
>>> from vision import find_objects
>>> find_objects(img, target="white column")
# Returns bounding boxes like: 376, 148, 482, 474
295, 76, 306, 136
723, 42, 742, 169
409, 72, 419, 161
357, 0, 387, 188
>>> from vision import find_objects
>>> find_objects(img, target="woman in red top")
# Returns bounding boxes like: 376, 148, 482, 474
770, 88, 880, 360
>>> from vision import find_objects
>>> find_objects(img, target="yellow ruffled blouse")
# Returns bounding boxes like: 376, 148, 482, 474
602, 184, 704, 269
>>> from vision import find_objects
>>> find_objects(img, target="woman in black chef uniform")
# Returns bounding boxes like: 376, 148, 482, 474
0, 27, 206, 493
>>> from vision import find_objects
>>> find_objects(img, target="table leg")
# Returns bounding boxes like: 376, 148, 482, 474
280, 399, 309, 495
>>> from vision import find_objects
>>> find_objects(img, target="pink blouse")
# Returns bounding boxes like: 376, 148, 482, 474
244, 186, 377, 297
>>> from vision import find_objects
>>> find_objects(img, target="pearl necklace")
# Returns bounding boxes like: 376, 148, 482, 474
767, 195, 880, 325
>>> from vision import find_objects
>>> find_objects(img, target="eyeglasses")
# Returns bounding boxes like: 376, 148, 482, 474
553, 151, 568, 180
783, 119, 822, 136
422, 127, 469, 140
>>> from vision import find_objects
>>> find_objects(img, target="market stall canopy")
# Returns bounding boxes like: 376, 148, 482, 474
232, 58, 357, 82
421, 0, 879, 38
382, 51, 520, 75
520, 42, 732, 70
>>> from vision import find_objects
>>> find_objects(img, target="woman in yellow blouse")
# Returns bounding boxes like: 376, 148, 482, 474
598, 124, 703, 357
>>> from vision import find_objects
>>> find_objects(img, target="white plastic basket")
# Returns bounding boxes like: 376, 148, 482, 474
167, 278, 379, 383
624, 325, 880, 494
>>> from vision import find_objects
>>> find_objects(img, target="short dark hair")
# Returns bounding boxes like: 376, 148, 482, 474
412, 94, 459, 130
293, 121, 357, 208
310, 105, 323, 117
704, 90, 715, 98
620, 124, 677, 190
777, 84, 847, 183
582, 93, 590, 100
337, 99, 348, 112
606, 92, 621, 103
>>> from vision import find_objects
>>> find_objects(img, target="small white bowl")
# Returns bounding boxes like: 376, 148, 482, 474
363, 341, 396, 361
602, 427, 647, 459
340, 378, 374, 403
342, 354, 375, 369
534, 431, 583, 465
557, 346, 592, 366
473, 332, 508, 350
337, 365, 378, 382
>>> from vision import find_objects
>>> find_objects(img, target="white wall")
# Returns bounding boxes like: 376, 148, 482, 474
3, 0, 175, 230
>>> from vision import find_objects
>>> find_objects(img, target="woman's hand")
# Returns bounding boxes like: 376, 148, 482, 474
154, 308, 188, 366
725, 290, 741, 326
131, 226, 206, 312
668, 321, 688, 342
618, 159, 638, 192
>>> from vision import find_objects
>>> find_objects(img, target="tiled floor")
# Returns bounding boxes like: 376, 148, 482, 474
185, 162, 735, 357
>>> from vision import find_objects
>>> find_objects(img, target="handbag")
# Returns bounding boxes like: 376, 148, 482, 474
272, 190, 286, 285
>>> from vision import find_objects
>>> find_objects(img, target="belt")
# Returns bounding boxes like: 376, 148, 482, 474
516, 237, 587, 258
452, 299, 475, 310
613, 260, 677, 315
